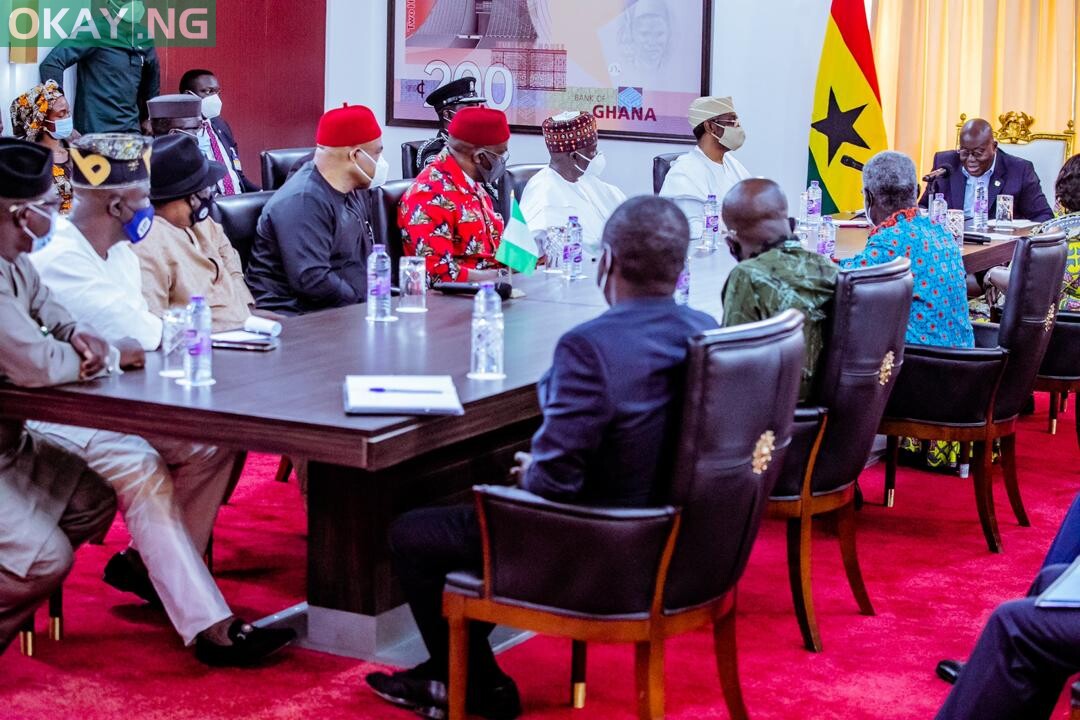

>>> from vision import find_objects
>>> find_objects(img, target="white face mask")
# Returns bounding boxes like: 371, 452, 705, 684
354, 148, 389, 189
711, 124, 746, 152
201, 94, 222, 120
573, 150, 606, 179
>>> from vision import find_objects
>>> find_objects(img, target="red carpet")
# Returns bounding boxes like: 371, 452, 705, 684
2, 394, 1078, 719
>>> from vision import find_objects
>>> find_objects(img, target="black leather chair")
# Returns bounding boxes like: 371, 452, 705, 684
496, 163, 546, 220
401, 140, 427, 179
768, 258, 913, 652
880, 232, 1068, 552
259, 147, 315, 191
1034, 311, 1080, 446
372, 179, 415, 278
442, 310, 806, 720
211, 190, 274, 271
652, 153, 685, 195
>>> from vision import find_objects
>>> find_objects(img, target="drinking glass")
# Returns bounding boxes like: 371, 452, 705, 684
496, 266, 513, 288
946, 209, 966, 248
159, 308, 189, 379
398, 257, 428, 313
995, 194, 1014, 224
544, 226, 565, 274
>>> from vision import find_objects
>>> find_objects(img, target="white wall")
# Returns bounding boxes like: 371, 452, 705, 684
327, 0, 831, 209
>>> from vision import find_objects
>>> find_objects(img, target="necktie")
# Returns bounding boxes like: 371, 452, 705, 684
204, 121, 237, 196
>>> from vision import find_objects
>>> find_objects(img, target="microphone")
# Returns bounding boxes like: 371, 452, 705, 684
840, 155, 864, 171
922, 167, 949, 182
436, 282, 513, 301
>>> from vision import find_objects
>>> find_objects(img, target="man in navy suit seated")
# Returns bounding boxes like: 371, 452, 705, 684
365, 196, 719, 720
179, 69, 260, 194
919, 117, 1053, 222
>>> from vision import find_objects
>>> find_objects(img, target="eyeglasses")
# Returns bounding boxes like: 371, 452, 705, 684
958, 147, 992, 162
168, 128, 200, 139
711, 117, 740, 128
9, 197, 62, 215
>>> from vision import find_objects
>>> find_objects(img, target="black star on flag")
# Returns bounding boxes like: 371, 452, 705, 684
811, 89, 870, 165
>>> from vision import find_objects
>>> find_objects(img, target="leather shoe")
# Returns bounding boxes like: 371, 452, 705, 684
194, 620, 296, 667
366, 662, 448, 711
103, 550, 162, 607
413, 673, 523, 720
936, 659, 963, 684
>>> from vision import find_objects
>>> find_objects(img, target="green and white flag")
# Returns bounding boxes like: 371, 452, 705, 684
495, 194, 539, 275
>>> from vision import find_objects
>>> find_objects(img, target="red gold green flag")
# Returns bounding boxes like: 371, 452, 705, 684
808, 0, 889, 214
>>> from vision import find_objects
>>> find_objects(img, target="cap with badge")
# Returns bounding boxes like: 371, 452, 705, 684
688, 96, 737, 129
425, 77, 487, 112
541, 111, 597, 154
69, 133, 152, 189
147, 94, 203, 121
0, 138, 55, 199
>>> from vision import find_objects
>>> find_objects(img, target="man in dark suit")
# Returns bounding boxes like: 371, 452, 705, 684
364, 196, 719, 720
919, 117, 1053, 222
179, 69, 260, 194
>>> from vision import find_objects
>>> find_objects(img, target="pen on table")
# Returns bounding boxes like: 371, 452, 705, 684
369, 387, 442, 394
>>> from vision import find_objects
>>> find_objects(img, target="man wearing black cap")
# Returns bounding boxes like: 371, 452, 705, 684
134, 134, 258, 331
413, 77, 488, 177
30, 133, 295, 665
0, 137, 117, 655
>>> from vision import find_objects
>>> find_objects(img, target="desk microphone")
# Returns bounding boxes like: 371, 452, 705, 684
437, 282, 513, 301
922, 167, 949, 182
840, 155, 865, 171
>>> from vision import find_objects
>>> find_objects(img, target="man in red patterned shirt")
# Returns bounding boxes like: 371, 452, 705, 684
399, 107, 510, 286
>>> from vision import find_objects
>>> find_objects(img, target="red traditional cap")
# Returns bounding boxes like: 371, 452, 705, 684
448, 106, 510, 146
316, 103, 381, 147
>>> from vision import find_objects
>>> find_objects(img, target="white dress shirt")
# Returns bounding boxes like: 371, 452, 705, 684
961, 153, 997, 218
519, 166, 627, 256
31, 217, 163, 351
659, 147, 751, 238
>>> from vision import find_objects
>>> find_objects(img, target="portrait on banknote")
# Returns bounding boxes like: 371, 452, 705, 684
387, 0, 713, 141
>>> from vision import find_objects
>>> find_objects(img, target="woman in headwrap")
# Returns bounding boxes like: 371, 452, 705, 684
10, 80, 78, 214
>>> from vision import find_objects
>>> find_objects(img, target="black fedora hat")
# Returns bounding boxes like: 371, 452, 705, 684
149, 134, 227, 201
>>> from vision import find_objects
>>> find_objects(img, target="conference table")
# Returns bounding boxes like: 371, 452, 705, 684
0, 221, 1024, 662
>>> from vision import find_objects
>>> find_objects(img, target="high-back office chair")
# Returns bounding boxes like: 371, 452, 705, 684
880, 233, 1068, 552
373, 179, 415, 278
401, 140, 427, 179
1035, 312, 1080, 447
442, 310, 806, 720
211, 191, 274, 271
17, 589, 63, 656
768, 258, 913, 652
260, 147, 315, 191
501, 163, 546, 218
652, 153, 685, 194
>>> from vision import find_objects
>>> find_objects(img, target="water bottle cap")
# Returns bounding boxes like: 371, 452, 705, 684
707, 194, 716, 201
479, 281, 495, 289
568, 216, 579, 222
810, 180, 819, 187
373, 244, 386, 252
191, 295, 205, 303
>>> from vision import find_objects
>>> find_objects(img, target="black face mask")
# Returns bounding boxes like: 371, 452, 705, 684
190, 193, 214, 225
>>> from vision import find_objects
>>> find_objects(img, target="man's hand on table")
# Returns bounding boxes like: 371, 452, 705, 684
71, 325, 110, 379
509, 451, 533, 486
115, 337, 146, 370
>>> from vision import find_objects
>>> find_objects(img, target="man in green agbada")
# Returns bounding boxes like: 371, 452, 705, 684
721, 178, 838, 400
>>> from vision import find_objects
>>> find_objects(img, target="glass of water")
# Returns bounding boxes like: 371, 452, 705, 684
398, 257, 428, 313
544, 226, 565, 274
159, 308, 189, 378
995, 194, 1014, 224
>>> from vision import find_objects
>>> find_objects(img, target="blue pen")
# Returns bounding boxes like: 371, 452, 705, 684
369, 387, 442, 394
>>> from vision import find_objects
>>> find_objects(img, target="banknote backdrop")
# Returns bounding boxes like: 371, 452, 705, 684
387, 0, 713, 141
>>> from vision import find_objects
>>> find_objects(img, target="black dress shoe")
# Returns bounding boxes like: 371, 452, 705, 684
411, 674, 522, 720
103, 550, 162, 607
194, 620, 296, 667
366, 662, 448, 712
936, 659, 963, 684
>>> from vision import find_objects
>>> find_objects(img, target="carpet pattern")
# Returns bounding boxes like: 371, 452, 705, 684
1, 394, 1077, 719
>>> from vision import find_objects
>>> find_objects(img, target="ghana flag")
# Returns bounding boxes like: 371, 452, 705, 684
808, 0, 888, 214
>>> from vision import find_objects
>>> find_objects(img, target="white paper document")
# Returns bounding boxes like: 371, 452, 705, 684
343, 375, 465, 416
1036, 555, 1080, 608
212, 330, 271, 343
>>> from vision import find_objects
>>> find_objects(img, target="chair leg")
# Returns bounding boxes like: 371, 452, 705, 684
1061, 391, 1069, 413
999, 433, 1029, 527
713, 606, 748, 720
570, 640, 587, 709
786, 515, 821, 652
18, 614, 34, 657
884, 435, 898, 508
972, 441, 1003, 553
1049, 392, 1060, 435
48, 587, 63, 642
835, 502, 874, 616
221, 451, 248, 506
447, 616, 469, 720
274, 456, 294, 484
634, 640, 664, 720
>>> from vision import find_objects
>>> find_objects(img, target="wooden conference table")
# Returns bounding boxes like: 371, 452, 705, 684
0, 223, 1022, 661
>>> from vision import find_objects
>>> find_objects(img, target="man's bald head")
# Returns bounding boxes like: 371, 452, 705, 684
958, 118, 997, 178
721, 179, 793, 261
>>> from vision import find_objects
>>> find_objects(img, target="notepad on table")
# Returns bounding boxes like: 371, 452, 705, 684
343, 375, 465, 416
211, 330, 279, 351
1036, 555, 1080, 608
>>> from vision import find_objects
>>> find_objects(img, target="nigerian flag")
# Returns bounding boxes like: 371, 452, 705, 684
808, 0, 888, 214
495, 194, 538, 275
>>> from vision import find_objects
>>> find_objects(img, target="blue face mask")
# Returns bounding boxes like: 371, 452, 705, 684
48, 117, 74, 140
23, 204, 56, 252
123, 204, 155, 244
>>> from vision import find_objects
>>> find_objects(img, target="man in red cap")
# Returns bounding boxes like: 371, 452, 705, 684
399, 106, 510, 286
247, 103, 387, 315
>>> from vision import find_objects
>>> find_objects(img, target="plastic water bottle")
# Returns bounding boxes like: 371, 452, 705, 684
468, 282, 505, 380
973, 184, 989, 231
807, 180, 823, 228
180, 296, 214, 387
564, 216, 584, 280
700, 194, 720, 252
816, 216, 836, 257
367, 244, 395, 322
930, 192, 948, 226
674, 258, 690, 306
